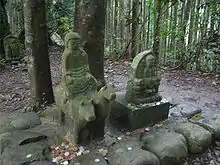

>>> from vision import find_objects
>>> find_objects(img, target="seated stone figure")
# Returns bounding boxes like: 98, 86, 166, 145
3, 35, 22, 60
125, 50, 161, 104
55, 32, 116, 146
55, 32, 98, 106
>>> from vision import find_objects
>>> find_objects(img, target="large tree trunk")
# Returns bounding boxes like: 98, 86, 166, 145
0, 0, 10, 57
24, 0, 54, 108
75, 0, 107, 90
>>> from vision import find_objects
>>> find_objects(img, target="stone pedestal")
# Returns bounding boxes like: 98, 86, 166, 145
110, 92, 170, 131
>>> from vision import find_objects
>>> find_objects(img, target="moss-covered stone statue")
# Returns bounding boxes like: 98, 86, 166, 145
125, 50, 161, 104
55, 32, 116, 146
55, 32, 98, 106
3, 35, 22, 60
61, 96, 96, 145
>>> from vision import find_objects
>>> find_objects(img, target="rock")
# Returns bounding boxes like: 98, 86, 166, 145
10, 112, 41, 129
1, 141, 51, 165
180, 107, 202, 118
30, 119, 65, 145
29, 161, 56, 165
141, 131, 188, 165
107, 140, 160, 165
190, 113, 220, 140
0, 130, 47, 153
70, 153, 108, 165
174, 122, 212, 154
0, 112, 41, 134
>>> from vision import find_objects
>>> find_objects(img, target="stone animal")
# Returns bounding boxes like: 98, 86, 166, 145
89, 86, 116, 138
60, 96, 96, 146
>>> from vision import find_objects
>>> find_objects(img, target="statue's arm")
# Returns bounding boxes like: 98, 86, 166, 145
82, 51, 91, 72
64, 54, 71, 75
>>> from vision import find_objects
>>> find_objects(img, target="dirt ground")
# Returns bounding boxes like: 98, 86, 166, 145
0, 46, 220, 164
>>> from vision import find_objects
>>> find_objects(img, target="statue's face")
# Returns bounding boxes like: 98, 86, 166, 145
67, 38, 82, 49
146, 55, 155, 67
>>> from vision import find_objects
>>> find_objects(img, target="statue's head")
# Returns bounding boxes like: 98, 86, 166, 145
64, 32, 83, 49
146, 54, 155, 67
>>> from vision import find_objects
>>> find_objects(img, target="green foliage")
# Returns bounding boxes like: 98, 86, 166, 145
48, 1, 74, 39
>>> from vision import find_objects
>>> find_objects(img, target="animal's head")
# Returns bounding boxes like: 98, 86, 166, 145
99, 86, 116, 101
79, 98, 96, 122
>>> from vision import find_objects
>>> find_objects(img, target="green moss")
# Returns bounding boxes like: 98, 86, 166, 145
191, 113, 202, 120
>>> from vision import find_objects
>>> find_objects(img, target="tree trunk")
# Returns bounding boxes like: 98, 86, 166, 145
131, 0, 139, 58
153, 0, 162, 64
119, 0, 125, 50
24, 0, 54, 108
75, 0, 107, 90
0, 0, 10, 57
113, 0, 118, 51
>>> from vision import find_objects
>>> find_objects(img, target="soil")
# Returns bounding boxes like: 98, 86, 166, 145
0, 46, 220, 165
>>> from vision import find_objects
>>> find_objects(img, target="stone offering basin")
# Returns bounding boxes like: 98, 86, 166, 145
110, 92, 170, 131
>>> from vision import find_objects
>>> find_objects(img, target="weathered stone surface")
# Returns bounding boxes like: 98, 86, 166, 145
88, 86, 116, 138
30, 118, 65, 145
190, 112, 220, 140
110, 92, 170, 131
0, 130, 47, 153
29, 161, 55, 165
141, 131, 188, 165
62, 96, 96, 146
125, 50, 161, 104
41, 105, 60, 122
1, 141, 51, 165
107, 140, 160, 165
0, 112, 41, 134
174, 122, 212, 153
54, 32, 116, 146
70, 153, 108, 165
55, 32, 98, 106
3, 35, 22, 60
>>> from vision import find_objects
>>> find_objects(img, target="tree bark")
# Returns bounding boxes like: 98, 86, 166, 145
131, 0, 140, 58
153, 0, 162, 64
75, 0, 107, 90
0, 0, 10, 57
24, 0, 54, 108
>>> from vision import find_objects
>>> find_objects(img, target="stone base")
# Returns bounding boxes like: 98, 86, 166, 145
128, 93, 162, 105
109, 92, 170, 131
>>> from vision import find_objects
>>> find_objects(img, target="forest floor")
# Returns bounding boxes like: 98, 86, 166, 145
0, 46, 220, 165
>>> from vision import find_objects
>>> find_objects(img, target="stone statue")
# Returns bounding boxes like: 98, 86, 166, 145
0, 0, 9, 58
55, 32, 116, 146
60, 96, 96, 146
125, 50, 161, 104
3, 35, 22, 60
55, 32, 98, 106
89, 86, 116, 138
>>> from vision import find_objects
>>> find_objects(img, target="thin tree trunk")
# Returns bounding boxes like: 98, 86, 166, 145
0, 0, 10, 56
114, 0, 118, 51
153, 0, 162, 64
24, 0, 54, 108
119, 0, 125, 50
131, 0, 139, 58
